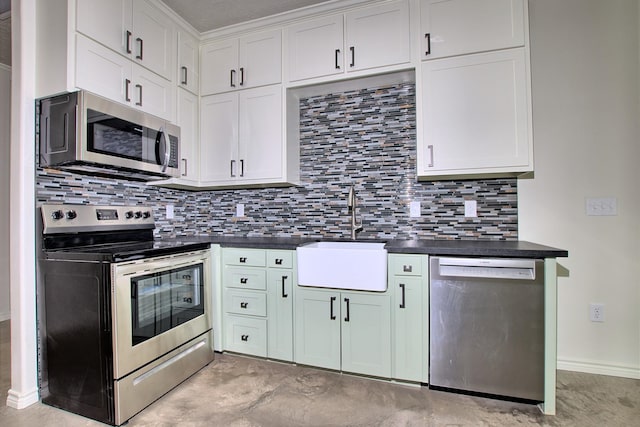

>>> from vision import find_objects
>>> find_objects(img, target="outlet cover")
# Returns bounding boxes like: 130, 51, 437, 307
464, 200, 477, 218
166, 204, 174, 219
236, 203, 245, 217
589, 303, 605, 322
586, 197, 617, 216
409, 201, 421, 218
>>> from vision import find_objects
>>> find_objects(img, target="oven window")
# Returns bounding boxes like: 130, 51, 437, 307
131, 263, 204, 346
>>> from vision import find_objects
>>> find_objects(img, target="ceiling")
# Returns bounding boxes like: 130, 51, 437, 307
161, 0, 332, 33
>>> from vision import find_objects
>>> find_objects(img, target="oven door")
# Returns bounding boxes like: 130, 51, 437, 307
112, 249, 211, 379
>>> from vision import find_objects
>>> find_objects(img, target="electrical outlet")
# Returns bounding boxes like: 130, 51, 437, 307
464, 200, 477, 218
236, 203, 245, 217
166, 204, 174, 219
409, 201, 421, 218
590, 303, 605, 322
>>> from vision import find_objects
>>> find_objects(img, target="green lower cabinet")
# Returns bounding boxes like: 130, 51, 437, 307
389, 254, 429, 383
267, 268, 294, 361
295, 287, 392, 378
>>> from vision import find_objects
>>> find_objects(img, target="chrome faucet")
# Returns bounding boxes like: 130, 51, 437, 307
347, 185, 363, 240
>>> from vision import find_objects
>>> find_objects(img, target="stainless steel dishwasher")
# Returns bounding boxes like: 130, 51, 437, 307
429, 257, 544, 402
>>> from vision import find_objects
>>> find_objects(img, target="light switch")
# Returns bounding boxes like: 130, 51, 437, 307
166, 204, 174, 219
464, 200, 477, 218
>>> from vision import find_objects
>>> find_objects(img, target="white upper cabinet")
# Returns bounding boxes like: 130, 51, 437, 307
287, 0, 410, 82
345, 1, 411, 72
287, 15, 345, 82
418, 48, 531, 175
201, 29, 282, 95
176, 89, 200, 182
178, 29, 200, 94
200, 85, 285, 187
76, 0, 174, 79
75, 34, 174, 121
420, 0, 525, 60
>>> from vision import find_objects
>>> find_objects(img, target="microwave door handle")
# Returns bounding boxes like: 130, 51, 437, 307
155, 128, 170, 173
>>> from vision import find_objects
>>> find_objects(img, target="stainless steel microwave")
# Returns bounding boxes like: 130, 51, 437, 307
39, 90, 180, 181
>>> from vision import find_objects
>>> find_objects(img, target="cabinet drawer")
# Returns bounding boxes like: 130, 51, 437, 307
225, 267, 267, 290
225, 289, 267, 317
224, 314, 267, 357
223, 248, 266, 267
267, 250, 294, 269
390, 255, 424, 276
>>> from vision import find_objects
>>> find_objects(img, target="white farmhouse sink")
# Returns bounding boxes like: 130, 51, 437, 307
296, 241, 388, 291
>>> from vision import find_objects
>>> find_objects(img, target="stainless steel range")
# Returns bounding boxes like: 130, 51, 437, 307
37, 204, 214, 425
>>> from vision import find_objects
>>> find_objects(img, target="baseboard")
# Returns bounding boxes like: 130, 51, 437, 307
0, 310, 10, 322
6, 388, 39, 409
557, 358, 640, 379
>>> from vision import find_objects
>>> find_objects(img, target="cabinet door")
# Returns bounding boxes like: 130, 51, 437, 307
224, 314, 267, 357
200, 93, 238, 183
201, 39, 239, 95
238, 29, 282, 89
76, 34, 132, 105
178, 30, 199, 94
286, 14, 344, 82
421, 0, 525, 60
267, 269, 294, 361
176, 89, 199, 181
341, 292, 391, 378
392, 276, 426, 382
238, 86, 283, 182
132, 0, 174, 80
294, 288, 341, 370
76, 0, 132, 56
345, 0, 410, 72
419, 48, 531, 175
130, 63, 173, 121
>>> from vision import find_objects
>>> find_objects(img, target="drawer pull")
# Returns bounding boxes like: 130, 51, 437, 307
240, 302, 248, 309
403, 265, 413, 273
275, 258, 283, 265
399, 283, 406, 309
281, 275, 288, 298
330, 296, 336, 320
239, 257, 247, 263
241, 334, 249, 341
240, 277, 248, 284
344, 297, 350, 322
425, 33, 431, 56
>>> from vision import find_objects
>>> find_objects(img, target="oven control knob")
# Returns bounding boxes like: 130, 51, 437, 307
51, 210, 64, 220
134, 211, 143, 219
125, 211, 134, 219
142, 211, 151, 219
65, 210, 77, 220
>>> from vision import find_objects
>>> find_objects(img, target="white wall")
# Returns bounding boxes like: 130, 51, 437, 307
520, 0, 640, 378
0, 63, 9, 321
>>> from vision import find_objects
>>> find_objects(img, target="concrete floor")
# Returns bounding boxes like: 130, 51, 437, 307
1, 320, 638, 426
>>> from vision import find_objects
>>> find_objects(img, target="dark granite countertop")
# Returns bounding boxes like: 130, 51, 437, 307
170, 235, 567, 258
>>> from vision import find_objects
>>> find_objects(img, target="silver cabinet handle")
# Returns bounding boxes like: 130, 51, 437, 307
136, 37, 143, 60
427, 144, 434, 167
156, 127, 169, 172
125, 30, 132, 54
125, 79, 131, 102
181, 158, 188, 176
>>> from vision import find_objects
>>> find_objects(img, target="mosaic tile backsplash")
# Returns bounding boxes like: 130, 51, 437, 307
36, 82, 518, 240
